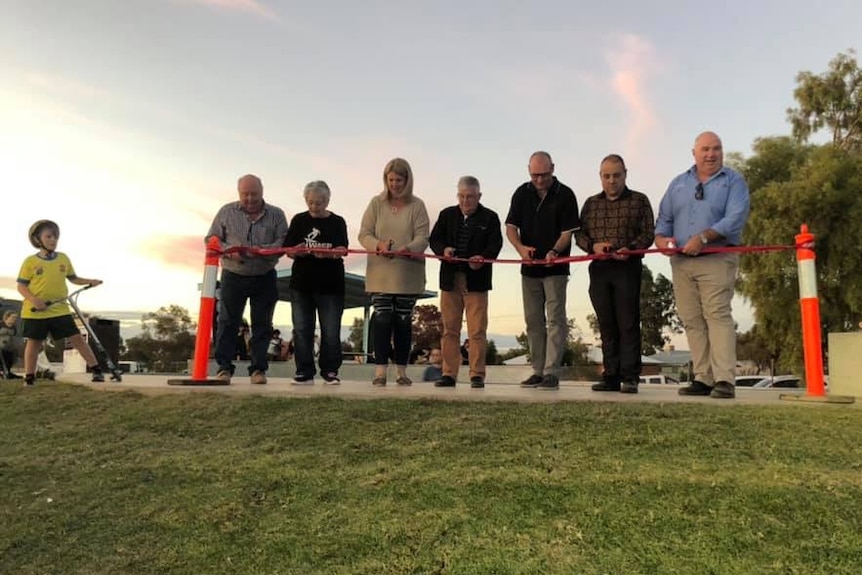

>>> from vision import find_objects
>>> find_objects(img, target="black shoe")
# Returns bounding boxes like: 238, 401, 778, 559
678, 380, 713, 396
24, 374, 35, 387
91, 371, 105, 383
520, 374, 544, 388
470, 377, 484, 389
293, 374, 314, 385
536, 374, 559, 390
434, 375, 456, 388
322, 372, 340, 384
591, 377, 621, 392
620, 380, 639, 394
710, 380, 736, 399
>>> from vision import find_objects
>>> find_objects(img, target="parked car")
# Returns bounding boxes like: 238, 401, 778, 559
752, 375, 801, 389
639, 375, 680, 385
735, 375, 768, 387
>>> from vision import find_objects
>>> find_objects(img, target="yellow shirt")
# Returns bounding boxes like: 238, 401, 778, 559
17, 252, 77, 319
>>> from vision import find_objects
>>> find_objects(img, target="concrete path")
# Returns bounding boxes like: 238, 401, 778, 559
56, 373, 857, 408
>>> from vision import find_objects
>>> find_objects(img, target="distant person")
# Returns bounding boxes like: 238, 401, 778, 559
358, 157, 430, 387
267, 329, 284, 362
409, 345, 430, 365
430, 175, 502, 389
236, 321, 250, 360
422, 348, 443, 382
283, 180, 349, 384
506, 151, 580, 390
1, 310, 21, 379
575, 154, 655, 394
16, 220, 104, 386
460, 339, 470, 366
655, 131, 751, 399
207, 174, 288, 385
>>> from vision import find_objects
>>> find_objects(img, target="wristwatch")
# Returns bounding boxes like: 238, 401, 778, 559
698, 233, 709, 245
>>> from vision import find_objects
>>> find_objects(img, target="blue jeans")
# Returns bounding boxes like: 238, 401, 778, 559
371, 294, 417, 366
215, 269, 278, 375
291, 290, 345, 377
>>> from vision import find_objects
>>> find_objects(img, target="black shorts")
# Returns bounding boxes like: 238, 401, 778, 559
21, 315, 81, 341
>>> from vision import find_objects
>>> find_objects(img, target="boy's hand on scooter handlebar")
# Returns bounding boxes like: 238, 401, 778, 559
30, 298, 47, 312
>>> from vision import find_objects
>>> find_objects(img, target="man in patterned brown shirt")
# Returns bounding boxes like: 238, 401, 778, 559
575, 155, 655, 393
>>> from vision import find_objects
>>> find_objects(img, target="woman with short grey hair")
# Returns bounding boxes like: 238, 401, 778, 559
283, 180, 349, 384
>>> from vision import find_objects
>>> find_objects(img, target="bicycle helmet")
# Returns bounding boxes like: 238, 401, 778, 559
29, 220, 60, 250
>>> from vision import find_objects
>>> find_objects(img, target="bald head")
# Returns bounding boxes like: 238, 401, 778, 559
528, 151, 555, 192
692, 132, 723, 178
237, 174, 264, 214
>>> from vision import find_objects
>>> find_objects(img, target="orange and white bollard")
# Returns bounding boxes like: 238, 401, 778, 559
167, 236, 227, 386
781, 224, 853, 403
794, 224, 825, 396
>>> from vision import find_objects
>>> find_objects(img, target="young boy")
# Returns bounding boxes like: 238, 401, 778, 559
17, 220, 104, 386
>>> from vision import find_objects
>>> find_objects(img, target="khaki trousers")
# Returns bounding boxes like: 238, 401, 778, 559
670, 253, 739, 384
440, 273, 489, 380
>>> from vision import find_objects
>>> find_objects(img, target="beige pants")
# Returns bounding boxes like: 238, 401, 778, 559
670, 253, 739, 385
440, 273, 489, 380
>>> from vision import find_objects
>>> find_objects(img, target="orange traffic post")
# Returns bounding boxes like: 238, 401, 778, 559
167, 236, 228, 386
781, 224, 853, 403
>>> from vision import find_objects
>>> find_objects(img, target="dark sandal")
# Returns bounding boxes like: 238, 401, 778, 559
372, 376, 387, 387
396, 376, 412, 386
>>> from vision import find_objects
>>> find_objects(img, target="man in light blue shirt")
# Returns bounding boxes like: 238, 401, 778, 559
655, 132, 750, 399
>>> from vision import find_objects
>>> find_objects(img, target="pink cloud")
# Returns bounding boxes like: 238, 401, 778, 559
138, 235, 206, 272
184, 0, 279, 22
606, 34, 661, 151
0, 276, 19, 292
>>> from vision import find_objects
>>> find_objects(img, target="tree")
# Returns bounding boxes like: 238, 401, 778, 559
411, 304, 443, 349
736, 139, 862, 374
639, 265, 681, 354
485, 339, 500, 366
787, 50, 862, 151
124, 305, 196, 372
515, 321, 588, 366
736, 324, 780, 374
348, 317, 364, 352
586, 264, 681, 355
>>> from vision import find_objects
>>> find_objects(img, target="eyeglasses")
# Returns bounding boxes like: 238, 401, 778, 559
695, 183, 704, 201
530, 171, 553, 180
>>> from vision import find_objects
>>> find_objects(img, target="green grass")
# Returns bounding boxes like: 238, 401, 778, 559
2, 382, 861, 575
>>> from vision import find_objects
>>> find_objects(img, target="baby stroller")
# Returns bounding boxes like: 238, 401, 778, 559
36, 285, 123, 382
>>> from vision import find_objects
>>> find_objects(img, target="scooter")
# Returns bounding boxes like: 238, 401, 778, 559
33, 285, 123, 382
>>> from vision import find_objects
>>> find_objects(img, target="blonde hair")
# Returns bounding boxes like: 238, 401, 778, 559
381, 157, 414, 200
2, 310, 18, 322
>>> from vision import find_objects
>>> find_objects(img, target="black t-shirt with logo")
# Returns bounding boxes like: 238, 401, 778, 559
284, 211, 349, 294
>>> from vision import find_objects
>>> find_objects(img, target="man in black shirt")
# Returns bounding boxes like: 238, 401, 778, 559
430, 176, 502, 388
505, 152, 580, 390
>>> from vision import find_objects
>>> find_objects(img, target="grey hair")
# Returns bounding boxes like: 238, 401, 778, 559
303, 180, 331, 201
457, 175, 481, 190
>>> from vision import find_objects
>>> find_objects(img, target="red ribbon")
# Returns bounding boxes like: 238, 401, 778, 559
213, 243, 801, 266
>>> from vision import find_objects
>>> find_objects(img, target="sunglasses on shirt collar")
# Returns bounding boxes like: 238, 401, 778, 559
695, 183, 705, 201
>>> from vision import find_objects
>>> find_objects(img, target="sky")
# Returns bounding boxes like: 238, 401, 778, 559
2, 0, 861, 350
